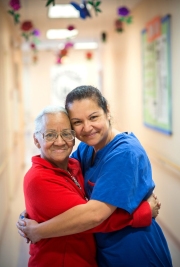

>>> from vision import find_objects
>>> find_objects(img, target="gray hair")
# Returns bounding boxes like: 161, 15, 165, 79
34, 105, 68, 133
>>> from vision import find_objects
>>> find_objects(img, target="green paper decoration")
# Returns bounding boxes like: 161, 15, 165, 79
8, 9, 20, 23
88, 1, 101, 16
46, 0, 55, 7
119, 16, 133, 24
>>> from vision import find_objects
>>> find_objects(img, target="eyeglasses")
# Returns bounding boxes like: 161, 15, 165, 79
38, 130, 76, 142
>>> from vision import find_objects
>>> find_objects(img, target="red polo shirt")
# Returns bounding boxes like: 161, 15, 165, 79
24, 156, 151, 267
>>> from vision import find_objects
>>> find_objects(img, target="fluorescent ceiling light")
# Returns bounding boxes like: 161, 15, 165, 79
48, 4, 79, 18
46, 29, 78, 39
74, 42, 98, 50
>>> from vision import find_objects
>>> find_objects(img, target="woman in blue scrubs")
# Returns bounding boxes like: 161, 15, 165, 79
18, 86, 172, 267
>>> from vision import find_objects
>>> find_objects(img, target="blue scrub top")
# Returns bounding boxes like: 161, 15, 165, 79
72, 132, 172, 267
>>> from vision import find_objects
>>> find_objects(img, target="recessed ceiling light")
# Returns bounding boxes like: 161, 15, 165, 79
74, 42, 98, 50
48, 4, 79, 18
46, 29, 78, 39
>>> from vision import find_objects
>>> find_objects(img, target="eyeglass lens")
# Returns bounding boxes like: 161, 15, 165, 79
43, 130, 75, 141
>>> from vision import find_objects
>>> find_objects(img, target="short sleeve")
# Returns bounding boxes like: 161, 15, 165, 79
90, 150, 155, 213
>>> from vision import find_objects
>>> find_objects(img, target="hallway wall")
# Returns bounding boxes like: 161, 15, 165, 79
0, 3, 26, 266
0, 0, 180, 266
101, 0, 180, 265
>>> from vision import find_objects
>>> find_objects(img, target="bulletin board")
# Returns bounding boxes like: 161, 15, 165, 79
141, 15, 172, 135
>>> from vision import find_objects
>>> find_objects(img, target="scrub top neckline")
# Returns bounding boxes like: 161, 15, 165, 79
91, 131, 131, 160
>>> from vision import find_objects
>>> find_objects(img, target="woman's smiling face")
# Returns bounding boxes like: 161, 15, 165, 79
34, 112, 74, 169
67, 98, 111, 152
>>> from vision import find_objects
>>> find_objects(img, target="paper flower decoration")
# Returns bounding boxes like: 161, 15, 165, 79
46, 0, 55, 7
32, 29, 40, 37
32, 55, 38, 64
64, 42, 74, 49
88, 1, 101, 16
56, 48, 68, 65
8, 0, 21, 24
31, 29, 41, 47
86, 52, 93, 60
30, 43, 38, 64
56, 57, 62, 64
30, 43, 36, 50
9, 0, 21, 10
118, 6, 130, 16
101, 32, 107, 42
67, 25, 75, 31
60, 49, 68, 57
21, 20, 33, 31
70, 1, 91, 19
21, 21, 34, 41
115, 19, 123, 32
117, 6, 133, 24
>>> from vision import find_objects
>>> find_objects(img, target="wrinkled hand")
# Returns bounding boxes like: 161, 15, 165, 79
16, 210, 30, 243
16, 218, 40, 244
19, 210, 28, 219
147, 193, 161, 218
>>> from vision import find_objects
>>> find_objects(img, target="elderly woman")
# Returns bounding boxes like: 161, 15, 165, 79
18, 105, 159, 267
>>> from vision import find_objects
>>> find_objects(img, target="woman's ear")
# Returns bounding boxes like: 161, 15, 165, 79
107, 105, 111, 118
33, 133, 40, 149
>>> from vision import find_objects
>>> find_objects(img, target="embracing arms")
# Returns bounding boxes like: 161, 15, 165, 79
17, 194, 160, 243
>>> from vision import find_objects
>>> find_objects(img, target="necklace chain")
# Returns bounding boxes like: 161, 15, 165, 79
67, 171, 88, 201
67, 171, 82, 189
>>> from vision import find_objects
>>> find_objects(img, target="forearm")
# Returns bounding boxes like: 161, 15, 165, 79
34, 200, 116, 239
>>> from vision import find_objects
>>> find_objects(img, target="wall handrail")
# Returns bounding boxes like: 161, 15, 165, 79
145, 145, 180, 175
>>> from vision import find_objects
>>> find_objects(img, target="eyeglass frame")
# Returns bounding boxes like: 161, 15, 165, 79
36, 129, 76, 142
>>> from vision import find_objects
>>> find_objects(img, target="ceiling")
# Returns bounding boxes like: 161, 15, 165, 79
1, 0, 142, 50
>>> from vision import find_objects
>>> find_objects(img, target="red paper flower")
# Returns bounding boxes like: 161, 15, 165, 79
60, 49, 68, 57
30, 43, 36, 49
86, 52, 93, 60
115, 19, 123, 32
67, 25, 75, 31
21, 21, 33, 32
9, 0, 21, 11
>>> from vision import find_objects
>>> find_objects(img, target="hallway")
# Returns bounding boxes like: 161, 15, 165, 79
0, 0, 180, 266
0, 123, 180, 266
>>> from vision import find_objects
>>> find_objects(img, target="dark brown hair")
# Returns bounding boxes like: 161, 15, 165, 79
65, 85, 109, 114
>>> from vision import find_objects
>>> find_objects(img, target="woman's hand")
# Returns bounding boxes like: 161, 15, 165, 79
16, 210, 30, 243
147, 193, 161, 218
19, 210, 28, 219
16, 218, 40, 244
